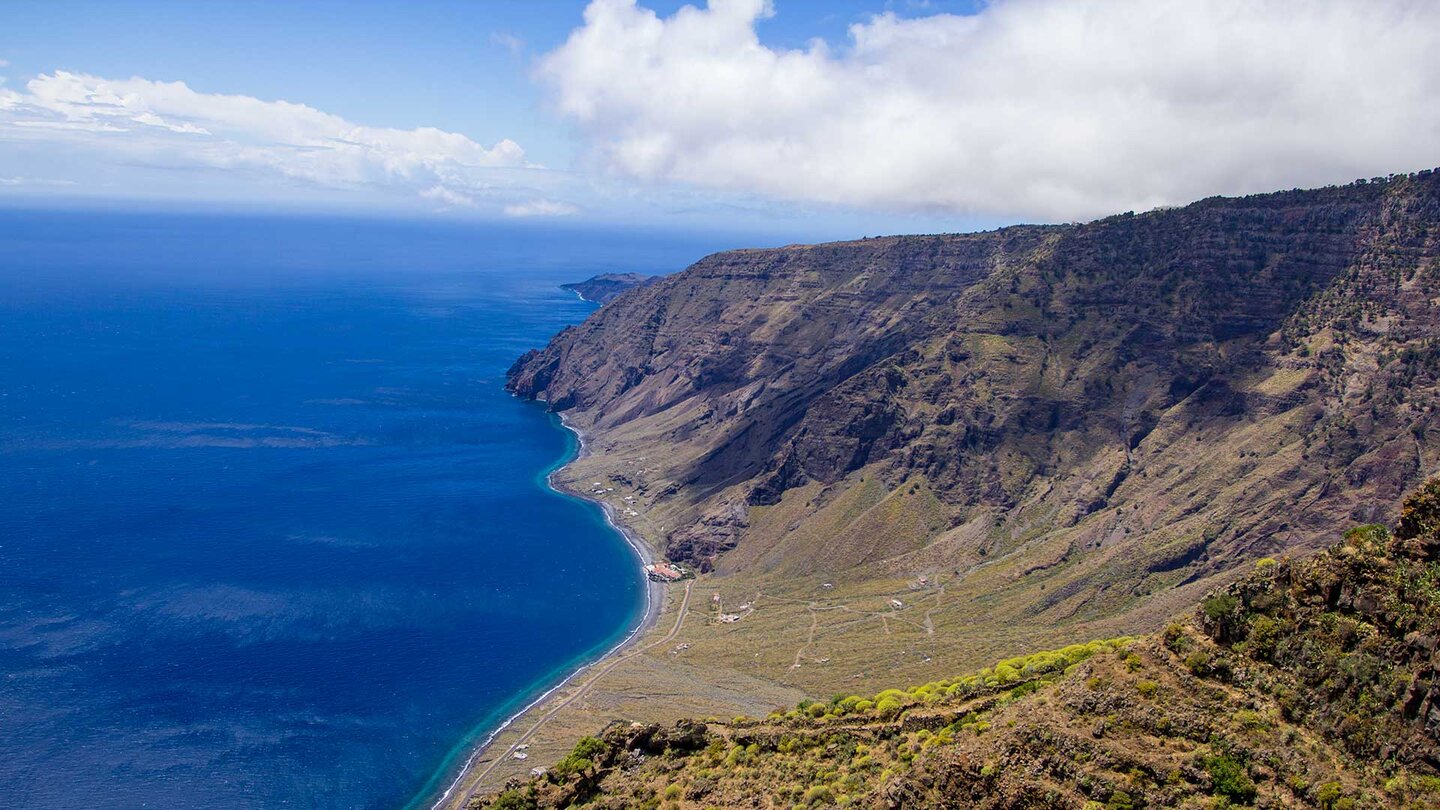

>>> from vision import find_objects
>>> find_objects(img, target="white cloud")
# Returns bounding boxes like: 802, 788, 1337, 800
540, 0, 1440, 220
420, 184, 478, 207
0, 71, 529, 208
0, 176, 78, 187
503, 198, 580, 217
491, 32, 526, 56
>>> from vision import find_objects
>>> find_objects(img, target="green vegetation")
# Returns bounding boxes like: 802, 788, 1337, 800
475, 478, 1440, 809
551, 735, 606, 778
771, 637, 1133, 724
1204, 753, 1257, 804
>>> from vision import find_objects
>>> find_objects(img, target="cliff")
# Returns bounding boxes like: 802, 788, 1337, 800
476, 479, 1440, 809
508, 173, 1440, 634
559, 272, 657, 305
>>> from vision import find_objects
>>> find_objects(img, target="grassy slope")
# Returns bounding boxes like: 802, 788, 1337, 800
476, 480, 1440, 809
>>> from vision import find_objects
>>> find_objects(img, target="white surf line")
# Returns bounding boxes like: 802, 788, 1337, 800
427, 411, 658, 810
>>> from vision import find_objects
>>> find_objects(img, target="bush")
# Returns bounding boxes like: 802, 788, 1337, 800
1345, 523, 1392, 555
1185, 650, 1212, 675
1246, 615, 1281, 659
1164, 622, 1190, 652
875, 696, 904, 717
1204, 593, 1239, 621
571, 735, 607, 760
802, 785, 835, 806
1205, 754, 1257, 804
1006, 680, 1042, 700
491, 788, 537, 810
1232, 709, 1267, 730
1107, 790, 1135, 810
992, 664, 1021, 685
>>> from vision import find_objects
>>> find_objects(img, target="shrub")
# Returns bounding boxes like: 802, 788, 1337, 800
663, 784, 682, 800
1164, 622, 1190, 652
552, 734, 608, 777
1413, 774, 1440, 794
1006, 680, 1042, 700
1107, 790, 1135, 810
1345, 523, 1392, 550
491, 788, 537, 810
571, 735, 606, 760
872, 688, 910, 706
874, 696, 904, 717
1232, 709, 1267, 731
1135, 679, 1159, 697
802, 785, 835, 805
1203, 593, 1239, 621
1204, 754, 1257, 804
1185, 650, 1212, 675
1246, 615, 1281, 659
992, 664, 1021, 685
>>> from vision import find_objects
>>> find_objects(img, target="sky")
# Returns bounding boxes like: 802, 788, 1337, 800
1, 0, 1438, 239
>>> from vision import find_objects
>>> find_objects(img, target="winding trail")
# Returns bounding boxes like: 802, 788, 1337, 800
451, 579, 694, 807
787, 604, 821, 676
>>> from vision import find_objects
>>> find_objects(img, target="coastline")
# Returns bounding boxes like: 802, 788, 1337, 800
423, 408, 669, 810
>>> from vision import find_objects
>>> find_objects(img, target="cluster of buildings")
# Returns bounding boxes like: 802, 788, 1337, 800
644, 561, 686, 582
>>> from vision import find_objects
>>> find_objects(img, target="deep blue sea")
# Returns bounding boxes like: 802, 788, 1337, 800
0, 210, 718, 809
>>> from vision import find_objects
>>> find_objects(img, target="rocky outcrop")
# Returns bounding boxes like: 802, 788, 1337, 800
559, 272, 657, 304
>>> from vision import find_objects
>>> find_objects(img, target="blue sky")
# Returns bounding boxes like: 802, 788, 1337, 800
1, 1, 978, 162
1, 0, 1435, 238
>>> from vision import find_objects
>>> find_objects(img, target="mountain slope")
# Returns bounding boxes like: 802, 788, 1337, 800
476, 479, 1440, 809
508, 173, 1440, 635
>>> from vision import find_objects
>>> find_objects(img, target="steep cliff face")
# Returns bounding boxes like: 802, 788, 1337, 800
508, 174, 1440, 620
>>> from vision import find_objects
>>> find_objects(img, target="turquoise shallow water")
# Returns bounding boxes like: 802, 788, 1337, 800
0, 210, 716, 809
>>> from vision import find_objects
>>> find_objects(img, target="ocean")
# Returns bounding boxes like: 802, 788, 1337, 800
0, 210, 718, 809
